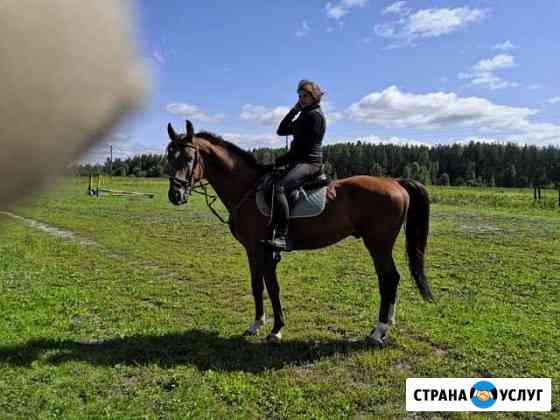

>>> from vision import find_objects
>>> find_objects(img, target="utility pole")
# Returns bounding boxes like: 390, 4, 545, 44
109, 144, 113, 177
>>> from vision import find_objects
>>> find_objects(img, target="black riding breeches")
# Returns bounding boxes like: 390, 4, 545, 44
272, 163, 321, 231
275, 162, 321, 192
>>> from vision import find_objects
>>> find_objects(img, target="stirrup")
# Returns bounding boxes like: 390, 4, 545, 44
263, 230, 290, 250
265, 237, 288, 250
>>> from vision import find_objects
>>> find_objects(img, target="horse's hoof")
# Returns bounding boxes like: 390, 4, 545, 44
244, 318, 265, 337
266, 332, 282, 343
367, 334, 385, 347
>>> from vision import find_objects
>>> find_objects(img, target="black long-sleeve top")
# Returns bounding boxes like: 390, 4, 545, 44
275, 103, 325, 166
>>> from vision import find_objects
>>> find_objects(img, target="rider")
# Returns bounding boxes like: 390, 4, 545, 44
266, 79, 326, 250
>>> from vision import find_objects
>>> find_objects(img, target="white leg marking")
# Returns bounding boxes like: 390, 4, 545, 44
388, 302, 397, 325
370, 321, 389, 342
247, 315, 265, 335
266, 331, 282, 343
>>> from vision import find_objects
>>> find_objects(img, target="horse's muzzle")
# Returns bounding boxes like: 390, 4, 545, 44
168, 187, 187, 206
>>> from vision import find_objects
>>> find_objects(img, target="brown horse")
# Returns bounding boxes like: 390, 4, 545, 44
166, 120, 433, 346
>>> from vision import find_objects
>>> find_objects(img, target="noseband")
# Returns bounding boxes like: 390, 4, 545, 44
169, 143, 199, 197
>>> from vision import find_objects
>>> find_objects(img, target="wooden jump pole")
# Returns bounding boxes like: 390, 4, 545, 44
87, 173, 155, 199
99, 189, 155, 198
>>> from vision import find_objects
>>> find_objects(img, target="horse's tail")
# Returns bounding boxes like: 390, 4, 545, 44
397, 179, 433, 301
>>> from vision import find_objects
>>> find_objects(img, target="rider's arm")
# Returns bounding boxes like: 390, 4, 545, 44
276, 104, 301, 136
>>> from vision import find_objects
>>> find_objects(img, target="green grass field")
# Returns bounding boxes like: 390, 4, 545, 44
1, 178, 558, 419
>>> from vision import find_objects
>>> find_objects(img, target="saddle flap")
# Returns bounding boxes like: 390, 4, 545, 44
254, 167, 330, 219
256, 185, 328, 219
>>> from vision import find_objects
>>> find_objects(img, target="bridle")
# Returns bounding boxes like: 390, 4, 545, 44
169, 143, 199, 197
168, 142, 254, 226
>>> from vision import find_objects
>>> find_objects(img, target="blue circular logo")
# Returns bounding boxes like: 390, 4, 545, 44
470, 381, 498, 409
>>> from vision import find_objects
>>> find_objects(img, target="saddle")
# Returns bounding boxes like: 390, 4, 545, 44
256, 168, 331, 219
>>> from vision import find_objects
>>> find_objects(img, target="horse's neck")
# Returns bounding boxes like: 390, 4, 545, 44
196, 138, 258, 211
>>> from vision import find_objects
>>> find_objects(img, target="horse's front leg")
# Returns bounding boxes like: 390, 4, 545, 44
262, 249, 285, 343
243, 250, 266, 336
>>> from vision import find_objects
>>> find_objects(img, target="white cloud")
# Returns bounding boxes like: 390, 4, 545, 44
346, 86, 560, 145
241, 102, 344, 127
166, 103, 225, 123
451, 136, 506, 145
548, 96, 560, 104
459, 73, 518, 90
347, 86, 534, 129
472, 54, 514, 73
222, 132, 285, 150
321, 100, 345, 124
492, 40, 515, 50
375, 6, 485, 47
240, 104, 291, 126
325, 3, 348, 20
325, 0, 367, 21
295, 20, 311, 37
382, 1, 410, 16
503, 121, 560, 146
328, 134, 431, 147
81, 133, 164, 164
342, 0, 367, 6
528, 84, 541, 90
408, 7, 484, 37
459, 54, 518, 90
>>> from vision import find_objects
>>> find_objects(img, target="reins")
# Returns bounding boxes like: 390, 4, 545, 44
191, 181, 230, 225
171, 143, 255, 227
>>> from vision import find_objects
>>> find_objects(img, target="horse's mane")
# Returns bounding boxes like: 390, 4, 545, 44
196, 131, 262, 170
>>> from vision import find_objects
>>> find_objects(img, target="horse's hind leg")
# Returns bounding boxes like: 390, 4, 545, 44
368, 252, 400, 346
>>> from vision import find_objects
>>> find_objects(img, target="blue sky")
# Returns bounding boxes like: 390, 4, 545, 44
88, 0, 560, 162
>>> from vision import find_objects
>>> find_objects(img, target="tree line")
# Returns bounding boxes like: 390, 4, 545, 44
75, 141, 560, 188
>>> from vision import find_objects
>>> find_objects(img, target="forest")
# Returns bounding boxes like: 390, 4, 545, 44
76, 141, 560, 188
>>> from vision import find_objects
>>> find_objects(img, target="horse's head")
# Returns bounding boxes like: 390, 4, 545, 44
166, 120, 202, 206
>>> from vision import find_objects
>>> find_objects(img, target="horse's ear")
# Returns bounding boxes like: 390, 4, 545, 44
167, 123, 178, 141
185, 120, 194, 142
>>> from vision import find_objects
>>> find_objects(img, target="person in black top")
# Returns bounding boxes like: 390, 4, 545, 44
266, 79, 326, 250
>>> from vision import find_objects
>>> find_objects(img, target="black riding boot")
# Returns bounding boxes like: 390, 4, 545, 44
266, 186, 290, 250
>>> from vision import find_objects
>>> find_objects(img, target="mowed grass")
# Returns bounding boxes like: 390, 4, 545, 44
0, 177, 558, 419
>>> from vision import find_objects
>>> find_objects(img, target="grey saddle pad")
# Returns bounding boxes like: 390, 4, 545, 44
256, 186, 327, 219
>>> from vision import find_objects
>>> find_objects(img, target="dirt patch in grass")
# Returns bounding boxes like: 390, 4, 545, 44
0, 211, 98, 247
